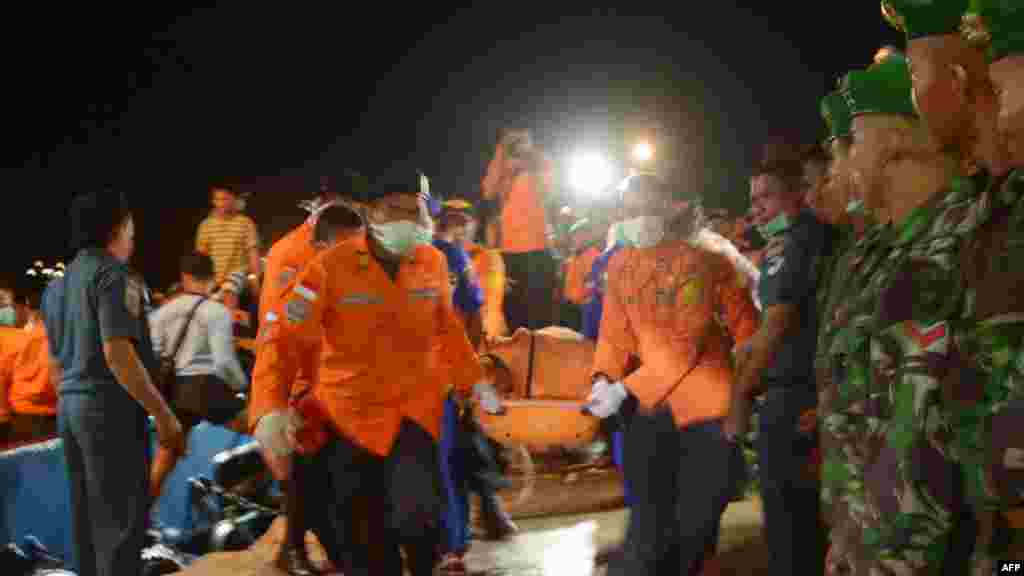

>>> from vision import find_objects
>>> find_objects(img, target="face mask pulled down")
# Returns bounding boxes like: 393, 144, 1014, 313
614, 216, 666, 249
756, 213, 792, 239
370, 220, 433, 258
0, 306, 16, 327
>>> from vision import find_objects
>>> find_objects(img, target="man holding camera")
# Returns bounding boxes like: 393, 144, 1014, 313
481, 128, 558, 332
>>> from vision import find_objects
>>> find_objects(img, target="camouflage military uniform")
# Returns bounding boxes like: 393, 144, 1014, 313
819, 52, 982, 574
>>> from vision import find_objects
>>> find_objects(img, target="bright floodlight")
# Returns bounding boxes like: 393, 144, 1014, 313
633, 141, 653, 162
569, 153, 612, 194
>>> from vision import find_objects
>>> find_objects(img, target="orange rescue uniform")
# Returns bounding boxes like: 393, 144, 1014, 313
250, 237, 482, 456
563, 246, 601, 305
0, 327, 29, 418
465, 242, 507, 337
481, 143, 551, 254
255, 220, 321, 403
592, 242, 758, 428
9, 323, 56, 416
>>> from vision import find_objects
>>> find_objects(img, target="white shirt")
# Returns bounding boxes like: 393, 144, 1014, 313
148, 293, 248, 391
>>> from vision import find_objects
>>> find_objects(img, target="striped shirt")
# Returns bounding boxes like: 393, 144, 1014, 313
195, 213, 260, 283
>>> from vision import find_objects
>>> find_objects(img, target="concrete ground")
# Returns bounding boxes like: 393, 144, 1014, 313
177, 466, 770, 575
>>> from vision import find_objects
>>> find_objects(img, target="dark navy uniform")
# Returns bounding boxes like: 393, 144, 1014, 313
43, 248, 157, 576
754, 209, 831, 576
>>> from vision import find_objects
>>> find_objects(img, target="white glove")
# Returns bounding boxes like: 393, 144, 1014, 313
473, 381, 504, 414
585, 378, 628, 418
253, 410, 294, 458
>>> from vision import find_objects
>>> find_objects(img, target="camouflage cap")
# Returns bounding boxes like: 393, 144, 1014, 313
840, 52, 917, 118
962, 0, 1024, 61
821, 90, 853, 141
881, 0, 969, 39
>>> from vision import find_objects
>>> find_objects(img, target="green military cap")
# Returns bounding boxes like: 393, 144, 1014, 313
820, 91, 853, 142
881, 0, 969, 39
961, 0, 1024, 61
840, 52, 917, 118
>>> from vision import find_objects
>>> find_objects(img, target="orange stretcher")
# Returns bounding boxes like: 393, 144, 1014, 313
474, 327, 602, 451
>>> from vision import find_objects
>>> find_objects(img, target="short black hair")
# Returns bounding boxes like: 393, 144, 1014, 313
180, 252, 215, 281
314, 203, 364, 244
209, 182, 236, 195
69, 189, 132, 251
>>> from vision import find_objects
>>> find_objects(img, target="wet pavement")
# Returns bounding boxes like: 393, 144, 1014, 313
464, 498, 768, 576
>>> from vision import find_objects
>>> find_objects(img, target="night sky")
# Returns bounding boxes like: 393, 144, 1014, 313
4, 4, 901, 290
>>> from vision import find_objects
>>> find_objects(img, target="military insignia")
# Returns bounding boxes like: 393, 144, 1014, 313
285, 298, 309, 324
125, 278, 142, 318
277, 267, 297, 289
766, 256, 785, 276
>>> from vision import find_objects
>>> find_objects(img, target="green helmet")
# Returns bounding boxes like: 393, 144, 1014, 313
881, 0, 969, 39
962, 0, 1024, 61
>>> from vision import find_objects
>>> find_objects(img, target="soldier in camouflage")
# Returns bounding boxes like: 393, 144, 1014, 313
883, 0, 1024, 569
818, 49, 987, 574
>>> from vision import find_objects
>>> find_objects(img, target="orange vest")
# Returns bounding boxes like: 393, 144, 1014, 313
253, 237, 482, 455
466, 242, 508, 337
9, 323, 56, 416
592, 242, 758, 428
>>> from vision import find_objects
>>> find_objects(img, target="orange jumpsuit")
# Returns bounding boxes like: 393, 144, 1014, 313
9, 323, 56, 416
250, 237, 482, 456
256, 221, 320, 400
465, 242, 507, 337
0, 327, 29, 419
592, 241, 758, 428
563, 246, 601, 305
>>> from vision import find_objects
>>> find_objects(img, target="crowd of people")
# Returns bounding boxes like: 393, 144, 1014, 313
2, 2, 1022, 575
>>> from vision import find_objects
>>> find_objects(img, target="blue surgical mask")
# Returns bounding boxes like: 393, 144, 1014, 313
756, 213, 792, 238
0, 306, 16, 327
370, 221, 434, 257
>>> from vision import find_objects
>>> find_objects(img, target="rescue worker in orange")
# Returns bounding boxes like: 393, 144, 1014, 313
560, 217, 607, 332
584, 174, 758, 575
481, 127, 558, 331
2, 285, 58, 444
251, 170, 501, 576
253, 192, 364, 575
456, 203, 508, 339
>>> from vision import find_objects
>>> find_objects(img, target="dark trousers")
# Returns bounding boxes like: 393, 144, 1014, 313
503, 250, 557, 331
3, 413, 57, 444
302, 419, 442, 576
756, 387, 823, 576
609, 409, 745, 576
58, 391, 150, 576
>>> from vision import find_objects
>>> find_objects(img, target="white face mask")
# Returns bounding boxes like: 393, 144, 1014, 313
369, 220, 434, 257
617, 215, 665, 249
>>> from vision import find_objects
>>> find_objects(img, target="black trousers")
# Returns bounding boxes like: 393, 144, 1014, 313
301, 419, 443, 576
609, 409, 745, 575
502, 250, 557, 332
755, 387, 823, 576
58, 391, 150, 576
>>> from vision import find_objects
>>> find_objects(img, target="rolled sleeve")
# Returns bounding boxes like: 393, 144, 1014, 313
96, 269, 142, 343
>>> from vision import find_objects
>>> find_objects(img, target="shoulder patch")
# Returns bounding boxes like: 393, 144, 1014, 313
285, 297, 310, 324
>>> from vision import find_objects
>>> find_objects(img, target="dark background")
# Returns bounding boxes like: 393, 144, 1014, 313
1, 4, 900, 290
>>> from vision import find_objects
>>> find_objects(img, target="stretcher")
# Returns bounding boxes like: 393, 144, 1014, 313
475, 399, 600, 451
